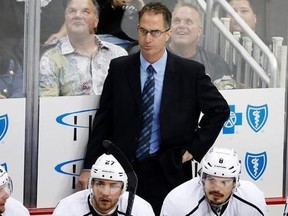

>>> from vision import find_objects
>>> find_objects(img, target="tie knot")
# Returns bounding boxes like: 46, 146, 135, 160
147, 65, 155, 75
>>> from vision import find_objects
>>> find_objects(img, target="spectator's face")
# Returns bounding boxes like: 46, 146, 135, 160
171, 6, 202, 47
202, 175, 235, 206
228, 0, 256, 32
91, 179, 123, 214
65, 0, 98, 36
138, 12, 171, 63
0, 185, 10, 213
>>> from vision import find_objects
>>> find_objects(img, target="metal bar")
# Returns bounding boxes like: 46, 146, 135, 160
23, 0, 41, 207
204, 0, 278, 87
212, 18, 271, 86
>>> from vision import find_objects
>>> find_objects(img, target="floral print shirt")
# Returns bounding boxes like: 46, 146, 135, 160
39, 35, 127, 96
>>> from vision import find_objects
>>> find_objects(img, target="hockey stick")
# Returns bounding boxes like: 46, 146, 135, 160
102, 140, 138, 216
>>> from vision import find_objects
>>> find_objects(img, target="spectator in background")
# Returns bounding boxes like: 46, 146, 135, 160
168, 2, 241, 89
0, 165, 30, 215
97, 0, 178, 51
78, 2, 229, 214
44, 0, 179, 51
45, 0, 146, 50
226, 0, 265, 88
42, 0, 147, 46
39, 0, 127, 97
0, 0, 70, 60
53, 153, 155, 216
97, 0, 145, 50
41, 0, 68, 44
160, 147, 267, 216
0, 44, 24, 98
0, 0, 24, 65
0, 1, 24, 44
227, 0, 257, 34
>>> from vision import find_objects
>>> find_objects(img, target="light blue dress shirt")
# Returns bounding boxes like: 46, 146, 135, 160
140, 50, 167, 154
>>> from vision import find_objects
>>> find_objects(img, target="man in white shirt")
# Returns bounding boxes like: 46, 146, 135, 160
53, 153, 155, 216
160, 147, 267, 216
0, 165, 30, 216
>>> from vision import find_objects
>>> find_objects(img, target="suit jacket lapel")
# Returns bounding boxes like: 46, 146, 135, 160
160, 52, 178, 113
127, 51, 179, 113
127, 52, 142, 108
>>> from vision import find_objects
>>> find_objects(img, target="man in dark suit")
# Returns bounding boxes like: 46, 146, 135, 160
79, 2, 230, 214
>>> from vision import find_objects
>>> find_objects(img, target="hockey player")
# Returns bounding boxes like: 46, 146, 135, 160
53, 153, 155, 215
0, 165, 30, 216
160, 147, 267, 216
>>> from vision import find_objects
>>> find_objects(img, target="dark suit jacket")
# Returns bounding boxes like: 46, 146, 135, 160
84, 51, 230, 169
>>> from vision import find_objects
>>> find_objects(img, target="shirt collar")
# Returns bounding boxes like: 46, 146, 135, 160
140, 49, 168, 73
58, 35, 109, 55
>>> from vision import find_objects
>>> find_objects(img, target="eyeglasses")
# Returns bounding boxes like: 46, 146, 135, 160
92, 180, 123, 193
137, 27, 170, 38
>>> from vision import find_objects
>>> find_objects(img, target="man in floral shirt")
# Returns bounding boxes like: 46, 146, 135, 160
39, 0, 127, 96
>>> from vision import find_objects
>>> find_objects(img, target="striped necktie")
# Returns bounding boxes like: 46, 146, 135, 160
136, 65, 155, 160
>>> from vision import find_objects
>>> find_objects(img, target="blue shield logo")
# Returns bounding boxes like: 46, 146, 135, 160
245, 152, 267, 180
0, 163, 8, 171
246, 104, 268, 132
0, 114, 8, 141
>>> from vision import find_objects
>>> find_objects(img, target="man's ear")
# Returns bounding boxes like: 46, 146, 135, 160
94, 16, 99, 29
165, 29, 172, 42
198, 27, 203, 39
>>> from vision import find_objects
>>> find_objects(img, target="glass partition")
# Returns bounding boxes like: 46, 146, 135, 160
0, 0, 286, 212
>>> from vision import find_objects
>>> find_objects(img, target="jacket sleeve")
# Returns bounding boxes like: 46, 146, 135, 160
188, 65, 230, 162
